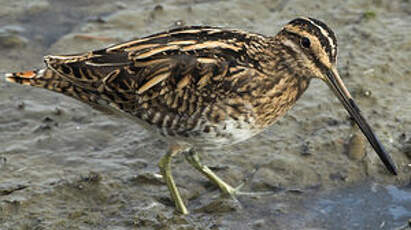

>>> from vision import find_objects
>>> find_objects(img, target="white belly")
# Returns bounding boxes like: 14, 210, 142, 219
163, 117, 263, 150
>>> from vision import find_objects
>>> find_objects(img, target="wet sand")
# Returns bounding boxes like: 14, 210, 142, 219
0, 0, 410, 229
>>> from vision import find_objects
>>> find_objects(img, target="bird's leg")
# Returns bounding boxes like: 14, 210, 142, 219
158, 144, 188, 215
184, 149, 274, 198
184, 149, 243, 197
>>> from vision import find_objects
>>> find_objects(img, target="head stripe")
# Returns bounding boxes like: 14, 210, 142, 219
307, 17, 337, 60
287, 17, 337, 63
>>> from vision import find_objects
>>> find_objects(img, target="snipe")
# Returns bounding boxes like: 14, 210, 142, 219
5, 17, 397, 214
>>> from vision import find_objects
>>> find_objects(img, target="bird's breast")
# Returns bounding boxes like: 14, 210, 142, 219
249, 76, 310, 128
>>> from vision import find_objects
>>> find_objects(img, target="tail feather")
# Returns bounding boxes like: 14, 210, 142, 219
5, 69, 44, 86
5, 68, 86, 98
4, 68, 112, 110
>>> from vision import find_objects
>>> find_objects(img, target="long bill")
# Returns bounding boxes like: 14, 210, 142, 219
325, 67, 398, 175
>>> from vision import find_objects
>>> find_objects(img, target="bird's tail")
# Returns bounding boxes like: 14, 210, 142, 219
5, 68, 55, 88
4, 68, 97, 104
4, 68, 120, 115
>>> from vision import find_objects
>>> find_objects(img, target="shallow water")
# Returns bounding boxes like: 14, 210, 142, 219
207, 183, 411, 229
0, 0, 410, 229
298, 183, 411, 229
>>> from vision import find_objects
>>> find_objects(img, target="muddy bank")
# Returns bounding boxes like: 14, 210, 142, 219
0, 0, 410, 229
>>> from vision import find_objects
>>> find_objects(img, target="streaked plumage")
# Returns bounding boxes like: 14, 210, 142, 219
5, 17, 397, 214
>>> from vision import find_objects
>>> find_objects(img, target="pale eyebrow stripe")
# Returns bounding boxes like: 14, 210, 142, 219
303, 17, 336, 58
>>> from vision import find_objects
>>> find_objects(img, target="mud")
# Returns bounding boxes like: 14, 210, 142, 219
0, 0, 410, 229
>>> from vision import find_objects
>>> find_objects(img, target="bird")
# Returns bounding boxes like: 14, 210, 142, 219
4, 17, 398, 215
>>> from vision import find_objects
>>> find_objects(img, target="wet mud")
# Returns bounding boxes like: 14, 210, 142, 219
0, 0, 410, 229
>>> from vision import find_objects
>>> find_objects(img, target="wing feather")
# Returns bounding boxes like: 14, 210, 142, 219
40, 26, 261, 120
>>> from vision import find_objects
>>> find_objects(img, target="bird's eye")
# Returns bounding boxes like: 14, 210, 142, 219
301, 37, 311, 48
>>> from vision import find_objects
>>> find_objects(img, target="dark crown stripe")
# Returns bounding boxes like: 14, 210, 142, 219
288, 18, 337, 63
308, 18, 337, 47
307, 17, 337, 60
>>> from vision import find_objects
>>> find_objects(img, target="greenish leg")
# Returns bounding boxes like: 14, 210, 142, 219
184, 149, 243, 197
184, 149, 273, 198
158, 145, 189, 215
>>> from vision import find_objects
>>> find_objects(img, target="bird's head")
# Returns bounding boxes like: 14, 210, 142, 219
276, 17, 398, 175
277, 17, 337, 80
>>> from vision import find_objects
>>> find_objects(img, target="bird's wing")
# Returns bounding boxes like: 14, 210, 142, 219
43, 26, 262, 119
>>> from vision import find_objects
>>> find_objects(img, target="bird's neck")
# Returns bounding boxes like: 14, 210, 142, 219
252, 74, 310, 128
251, 40, 312, 128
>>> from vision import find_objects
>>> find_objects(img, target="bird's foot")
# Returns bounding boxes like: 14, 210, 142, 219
218, 181, 274, 198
